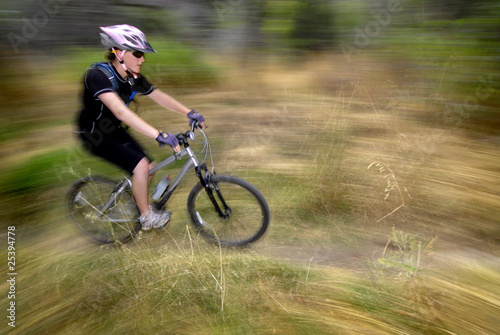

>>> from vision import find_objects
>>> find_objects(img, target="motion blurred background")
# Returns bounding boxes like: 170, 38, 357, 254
1, 1, 499, 334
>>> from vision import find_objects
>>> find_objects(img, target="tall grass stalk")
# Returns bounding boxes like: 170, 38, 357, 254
368, 161, 408, 222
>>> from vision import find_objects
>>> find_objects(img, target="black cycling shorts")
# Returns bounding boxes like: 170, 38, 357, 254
79, 129, 151, 174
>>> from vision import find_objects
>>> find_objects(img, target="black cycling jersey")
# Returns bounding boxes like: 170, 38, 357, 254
76, 63, 155, 174
78, 63, 155, 134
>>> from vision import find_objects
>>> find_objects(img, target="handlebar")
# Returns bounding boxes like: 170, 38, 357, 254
164, 120, 211, 166
175, 121, 202, 145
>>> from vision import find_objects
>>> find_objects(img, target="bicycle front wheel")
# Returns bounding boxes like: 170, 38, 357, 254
66, 176, 140, 244
187, 175, 270, 247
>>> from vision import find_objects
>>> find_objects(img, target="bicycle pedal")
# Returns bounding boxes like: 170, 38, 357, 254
74, 192, 85, 206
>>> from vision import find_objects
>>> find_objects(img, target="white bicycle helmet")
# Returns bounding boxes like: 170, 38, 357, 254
100, 24, 156, 53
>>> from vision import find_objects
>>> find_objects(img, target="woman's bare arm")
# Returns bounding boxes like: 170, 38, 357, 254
147, 89, 191, 115
148, 89, 206, 128
98, 91, 159, 138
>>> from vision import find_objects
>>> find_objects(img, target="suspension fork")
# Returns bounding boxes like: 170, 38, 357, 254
183, 141, 231, 219
195, 164, 231, 219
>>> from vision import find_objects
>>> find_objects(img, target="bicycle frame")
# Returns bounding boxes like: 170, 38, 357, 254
109, 123, 230, 219
68, 122, 270, 245
148, 144, 197, 209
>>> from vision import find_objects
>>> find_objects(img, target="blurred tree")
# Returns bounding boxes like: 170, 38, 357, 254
290, 0, 336, 51
420, 0, 482, 20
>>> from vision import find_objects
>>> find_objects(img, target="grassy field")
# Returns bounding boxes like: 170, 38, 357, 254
1, 53, 499, 334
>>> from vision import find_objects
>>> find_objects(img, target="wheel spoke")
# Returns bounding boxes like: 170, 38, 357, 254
187, 175, 270, 246
67, 177, 139, 244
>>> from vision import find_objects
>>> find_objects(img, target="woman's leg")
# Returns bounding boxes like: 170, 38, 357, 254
132, 157, 151, 217
79, 131, 157, 218
132, 159, 170, 229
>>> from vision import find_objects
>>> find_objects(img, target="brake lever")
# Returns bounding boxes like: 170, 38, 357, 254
190, 121, 197, 133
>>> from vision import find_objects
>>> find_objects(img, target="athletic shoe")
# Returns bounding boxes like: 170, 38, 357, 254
139, 205, 171, 231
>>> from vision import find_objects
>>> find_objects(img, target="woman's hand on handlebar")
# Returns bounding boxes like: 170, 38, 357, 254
156, 132, 181, 153
187, 110, 206, 129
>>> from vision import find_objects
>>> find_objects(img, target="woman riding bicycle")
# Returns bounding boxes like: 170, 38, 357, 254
76, 24, 206, 231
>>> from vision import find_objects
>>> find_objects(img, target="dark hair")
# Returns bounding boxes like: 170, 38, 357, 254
105, 49, 116, 61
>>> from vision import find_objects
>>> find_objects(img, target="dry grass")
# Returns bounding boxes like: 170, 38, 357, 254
5, 227, 498, 334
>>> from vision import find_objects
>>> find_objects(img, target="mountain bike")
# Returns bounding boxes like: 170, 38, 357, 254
66, 122, 270, 247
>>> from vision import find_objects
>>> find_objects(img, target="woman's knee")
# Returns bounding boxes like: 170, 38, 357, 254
133, 157, 150, 176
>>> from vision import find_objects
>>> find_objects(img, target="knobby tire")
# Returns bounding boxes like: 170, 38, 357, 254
66, 176, 140, 244
187, 175, 270, 247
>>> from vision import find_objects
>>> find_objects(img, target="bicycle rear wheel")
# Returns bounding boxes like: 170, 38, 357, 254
187, 175, 270, 247
66, 176, 140, 244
